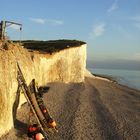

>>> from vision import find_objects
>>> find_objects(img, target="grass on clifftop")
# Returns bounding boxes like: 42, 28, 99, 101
15, 40, 86, 54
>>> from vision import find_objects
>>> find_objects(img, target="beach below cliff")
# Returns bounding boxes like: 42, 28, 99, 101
1, 70, 140, 140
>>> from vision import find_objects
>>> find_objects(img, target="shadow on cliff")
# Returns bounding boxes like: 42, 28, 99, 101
13, 85, 20, 125
12, 85, 28, 138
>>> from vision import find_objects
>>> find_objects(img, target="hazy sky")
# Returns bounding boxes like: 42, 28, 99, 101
0, 0, 140, 70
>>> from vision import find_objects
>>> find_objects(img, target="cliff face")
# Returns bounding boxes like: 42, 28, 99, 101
0, 42, 86, 137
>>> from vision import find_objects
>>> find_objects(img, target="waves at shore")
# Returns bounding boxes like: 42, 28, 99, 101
88, 68, 140, 90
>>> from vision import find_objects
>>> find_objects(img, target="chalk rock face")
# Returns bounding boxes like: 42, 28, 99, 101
0, 42, 86, 137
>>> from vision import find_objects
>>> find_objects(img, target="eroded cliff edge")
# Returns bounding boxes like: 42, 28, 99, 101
0, 41, 86, 137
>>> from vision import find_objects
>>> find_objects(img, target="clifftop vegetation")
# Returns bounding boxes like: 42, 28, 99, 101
16, 40, 86, 54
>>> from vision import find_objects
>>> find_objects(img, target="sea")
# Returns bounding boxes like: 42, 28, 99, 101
88, 68, 140, 91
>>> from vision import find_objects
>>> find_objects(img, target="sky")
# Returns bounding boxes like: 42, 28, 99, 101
0, 0, 140, 70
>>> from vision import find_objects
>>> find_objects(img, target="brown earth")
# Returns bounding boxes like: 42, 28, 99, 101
1, 74, 140, 140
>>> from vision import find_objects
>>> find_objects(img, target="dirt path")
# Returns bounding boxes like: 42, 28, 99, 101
1, 75, 140, 140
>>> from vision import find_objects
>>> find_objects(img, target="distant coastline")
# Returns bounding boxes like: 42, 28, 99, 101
92, 73, 117, 82
91, 72, 140, 92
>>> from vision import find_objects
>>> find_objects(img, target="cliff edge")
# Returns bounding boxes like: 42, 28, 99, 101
0, 40, 86, 137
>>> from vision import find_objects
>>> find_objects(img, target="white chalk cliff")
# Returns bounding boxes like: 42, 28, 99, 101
0, 41, 86, 137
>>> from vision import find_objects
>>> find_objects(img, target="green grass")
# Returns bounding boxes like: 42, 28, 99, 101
14, 39, 86, 54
